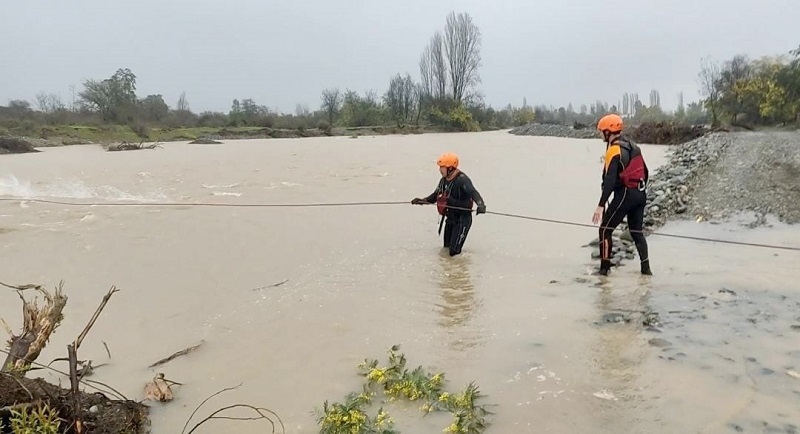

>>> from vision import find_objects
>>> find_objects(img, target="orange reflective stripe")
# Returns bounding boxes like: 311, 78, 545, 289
603, 145, 621, 171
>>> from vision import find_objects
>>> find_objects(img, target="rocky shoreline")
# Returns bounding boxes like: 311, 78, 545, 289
509, 121, 710, 145
509, 123, 597, 139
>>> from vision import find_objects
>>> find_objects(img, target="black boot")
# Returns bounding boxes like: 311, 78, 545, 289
599, 259, 612, 276
640, 259, 652, 276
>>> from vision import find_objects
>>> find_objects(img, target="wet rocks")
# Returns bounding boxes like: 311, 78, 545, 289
508, 123, 598, 139
648, 338, 672, 348
600, 312, 629, 324
0, 136, 41, 154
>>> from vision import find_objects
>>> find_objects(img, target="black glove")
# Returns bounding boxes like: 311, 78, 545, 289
476, 204, 486, 215
411, 198, 426, 205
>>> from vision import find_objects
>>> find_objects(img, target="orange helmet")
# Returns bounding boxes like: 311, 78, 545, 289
597, 114, 623, 133
437, 152, 459, 168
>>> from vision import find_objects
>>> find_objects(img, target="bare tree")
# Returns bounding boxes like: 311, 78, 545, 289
69, 85, 77, 112
443, 11, 482, 103
430, 31, 448, 100
35, 93, 65, 113
698, 56, 721, 126
176, 91, 190, 112
320, 88, 342, 125
419, 45, 434, 98
295, 104, 310, 117
649, 90, 661, 109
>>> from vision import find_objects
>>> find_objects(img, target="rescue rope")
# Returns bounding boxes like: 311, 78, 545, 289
1, 197, 799, 252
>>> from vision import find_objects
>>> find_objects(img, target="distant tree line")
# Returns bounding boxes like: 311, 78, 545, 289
1, 23, 796, 140
697, 45, 800, 127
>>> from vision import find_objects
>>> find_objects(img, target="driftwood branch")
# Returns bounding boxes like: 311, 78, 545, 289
0, 281, 150, 433
107, 140, 162, 152
75, 286, 119, 350
1, 281, 67, 375
251, 279, 289, 291
186, 404, 286, 434
181, 383, 243, 434
181, 383, 285, 434
148, 341, 204, 369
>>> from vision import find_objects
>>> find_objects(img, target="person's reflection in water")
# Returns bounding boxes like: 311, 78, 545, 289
587, 275, 655, 431
435, 250, 483, 350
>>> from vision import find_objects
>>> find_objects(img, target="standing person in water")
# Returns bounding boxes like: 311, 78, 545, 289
412, 152, 487, 257
592, 114, 652, 276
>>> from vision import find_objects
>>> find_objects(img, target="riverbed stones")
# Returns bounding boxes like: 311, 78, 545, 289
508, 123, 597, 139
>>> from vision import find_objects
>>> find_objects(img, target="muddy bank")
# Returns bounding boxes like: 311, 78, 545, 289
0, 137, 40, 154
0, 375, 149, 434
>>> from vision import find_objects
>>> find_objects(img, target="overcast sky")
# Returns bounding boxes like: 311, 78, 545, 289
2, 0, 798, 115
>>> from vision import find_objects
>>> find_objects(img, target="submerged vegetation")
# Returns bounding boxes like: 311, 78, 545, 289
318, 345, 492, 434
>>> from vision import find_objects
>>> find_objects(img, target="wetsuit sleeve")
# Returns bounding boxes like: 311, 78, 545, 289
451, 175, 485, 208
598, 146, 621, 207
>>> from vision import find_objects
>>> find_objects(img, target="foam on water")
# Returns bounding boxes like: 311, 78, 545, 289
0, 174, 168, 202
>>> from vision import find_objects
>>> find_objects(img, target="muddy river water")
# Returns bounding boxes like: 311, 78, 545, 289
1, 131, 799, 433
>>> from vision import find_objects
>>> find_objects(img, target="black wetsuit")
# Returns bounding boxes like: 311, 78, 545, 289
598, 137, 651, 275
422, 171, 486, 256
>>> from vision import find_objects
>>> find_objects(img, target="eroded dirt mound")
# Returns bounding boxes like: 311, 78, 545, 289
0, 375, 149, 434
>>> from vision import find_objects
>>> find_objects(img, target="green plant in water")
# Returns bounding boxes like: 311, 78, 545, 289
318, 385, 397, 434
318, 345, 492, 434
7, 404, 61, 434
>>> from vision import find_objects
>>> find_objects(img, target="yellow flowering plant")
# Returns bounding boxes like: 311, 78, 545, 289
318, 345, 492, 434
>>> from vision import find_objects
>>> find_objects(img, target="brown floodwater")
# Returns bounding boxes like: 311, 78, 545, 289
1, 131, 799, 433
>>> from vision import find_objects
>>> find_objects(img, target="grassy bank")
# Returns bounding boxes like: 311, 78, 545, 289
0, 123, 474, 147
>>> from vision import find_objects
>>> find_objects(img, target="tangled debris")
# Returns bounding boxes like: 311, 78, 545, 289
0, 281, 148, 434
106, 140, 161, 152
0, 137, 40, 154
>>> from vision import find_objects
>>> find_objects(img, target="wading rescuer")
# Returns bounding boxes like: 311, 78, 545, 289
412, 152, 486, 256
592, 114, 652, 276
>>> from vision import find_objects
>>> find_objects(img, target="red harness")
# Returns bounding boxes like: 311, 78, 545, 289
617, 141, 648, 189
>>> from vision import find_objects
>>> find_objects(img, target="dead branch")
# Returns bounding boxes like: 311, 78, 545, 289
68, 343, 84, 434
181, 383, 243, 434
1, 346, 126, 401
75, 286, 119, 350
148, 341, 204, 369
185, 404, 286, 434
107, 140, 162, 152
0, 281, 44, 291
1, 281, 67, 375
180, 383, 285, 434
251, 279, 289, 291
102, 341, 111, 359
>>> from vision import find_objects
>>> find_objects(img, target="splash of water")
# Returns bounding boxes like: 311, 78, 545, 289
0, 174, 168, 202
